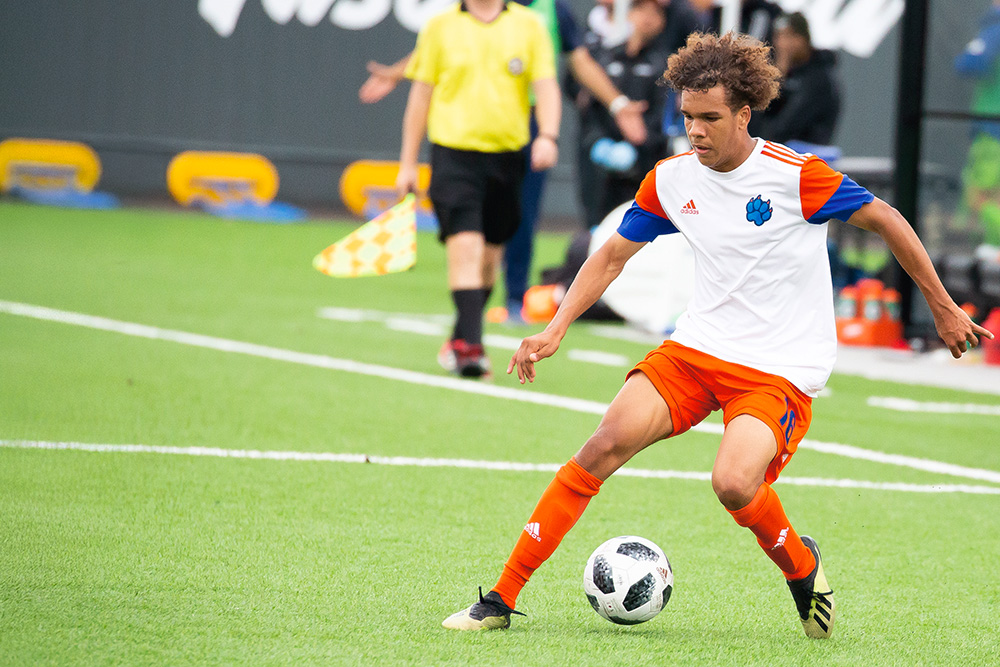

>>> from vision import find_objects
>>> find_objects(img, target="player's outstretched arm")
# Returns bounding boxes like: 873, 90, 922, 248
508, 233, 646, 383
847, 197, 995, 358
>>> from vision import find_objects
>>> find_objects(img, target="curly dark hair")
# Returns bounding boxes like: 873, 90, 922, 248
662, 32, 782, 111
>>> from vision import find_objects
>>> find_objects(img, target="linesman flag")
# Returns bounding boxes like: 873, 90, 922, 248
313, 194, 417, 277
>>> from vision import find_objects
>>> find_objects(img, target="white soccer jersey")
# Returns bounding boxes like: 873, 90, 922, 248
617, 139, 874, 396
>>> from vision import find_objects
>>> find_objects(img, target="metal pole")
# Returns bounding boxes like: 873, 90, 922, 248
892, 0, 929, 332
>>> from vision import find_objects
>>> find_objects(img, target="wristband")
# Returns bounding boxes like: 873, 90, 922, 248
608, 94, 630, 116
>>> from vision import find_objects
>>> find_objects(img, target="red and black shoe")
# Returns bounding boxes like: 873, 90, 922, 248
451, 339, 491, 379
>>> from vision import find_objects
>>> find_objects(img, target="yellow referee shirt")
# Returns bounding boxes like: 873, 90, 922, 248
405, 2, 556, 153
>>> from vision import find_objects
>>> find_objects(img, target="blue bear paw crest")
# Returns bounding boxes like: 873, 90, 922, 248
746, 195, 772, 226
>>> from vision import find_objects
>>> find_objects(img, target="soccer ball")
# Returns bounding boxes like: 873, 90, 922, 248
583, 535, 673, 625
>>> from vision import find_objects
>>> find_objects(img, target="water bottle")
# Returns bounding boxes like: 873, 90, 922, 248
881, 288, 901, 322
835, 286, 857, 319
591, 138, 637, 172
857, 278, 884, 321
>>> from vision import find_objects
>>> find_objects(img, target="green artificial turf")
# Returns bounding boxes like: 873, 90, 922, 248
2, 201, 999, 665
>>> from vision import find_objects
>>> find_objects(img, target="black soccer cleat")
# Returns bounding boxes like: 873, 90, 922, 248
787, 535, 836, 638
441, 587, 525, 630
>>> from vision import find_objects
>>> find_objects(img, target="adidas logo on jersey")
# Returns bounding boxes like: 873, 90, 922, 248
680, 199, 699, 214
524, 522, 541, 542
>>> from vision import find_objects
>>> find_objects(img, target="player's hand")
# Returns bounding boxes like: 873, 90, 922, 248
507, 330, 561, 384
359, 61, 401, 104
933, 302, 995, 358
531, 135, 558, 171
395, 164, 418, 200
614, 100, 648, 145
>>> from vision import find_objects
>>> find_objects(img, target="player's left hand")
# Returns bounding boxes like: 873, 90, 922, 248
933, 302, 994, 358
531, 135, 558, 171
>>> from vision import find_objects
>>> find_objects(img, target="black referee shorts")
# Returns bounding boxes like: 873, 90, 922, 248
428, 143, 526, 245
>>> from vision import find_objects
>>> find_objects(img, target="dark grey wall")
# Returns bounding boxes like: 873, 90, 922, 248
0, 0, 928, 220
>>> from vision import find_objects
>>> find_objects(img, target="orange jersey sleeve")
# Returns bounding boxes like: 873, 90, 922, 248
634, 159, 669, 219
799, 157, 844, 221
799, 156, 875, 224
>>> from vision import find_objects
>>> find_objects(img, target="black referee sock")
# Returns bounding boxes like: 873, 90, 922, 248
452, 288, 485, 345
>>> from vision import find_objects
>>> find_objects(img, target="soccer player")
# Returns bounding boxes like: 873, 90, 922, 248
442, 32, 995, 637
395, 0, 561, 376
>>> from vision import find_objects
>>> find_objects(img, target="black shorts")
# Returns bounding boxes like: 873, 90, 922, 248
428, 143, 526, 245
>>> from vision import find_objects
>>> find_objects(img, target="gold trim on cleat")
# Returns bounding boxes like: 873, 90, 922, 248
441, 607, 510, 631
801, 552, 836, 639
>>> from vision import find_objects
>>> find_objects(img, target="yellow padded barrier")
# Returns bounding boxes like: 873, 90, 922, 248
0, 138, 101, 193
166, 151, 279, 207
339, 160, 432, 216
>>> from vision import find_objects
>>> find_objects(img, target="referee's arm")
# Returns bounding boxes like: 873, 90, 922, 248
396, 80, 433, 198
530, 77, 561, 171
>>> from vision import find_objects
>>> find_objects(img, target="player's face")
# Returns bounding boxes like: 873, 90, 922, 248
680, 86, 753, 172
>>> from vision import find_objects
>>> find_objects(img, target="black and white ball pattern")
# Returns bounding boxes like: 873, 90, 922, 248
583, 536, 673, 625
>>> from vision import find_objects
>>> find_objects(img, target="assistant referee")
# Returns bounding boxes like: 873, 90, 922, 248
395, 0, 561, 378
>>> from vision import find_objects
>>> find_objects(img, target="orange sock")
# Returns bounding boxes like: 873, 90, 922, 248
728, 483, 816, 580
492, 457, 602, 608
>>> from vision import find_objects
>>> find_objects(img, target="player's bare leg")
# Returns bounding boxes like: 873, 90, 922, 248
574, 371, 674, 480
442, 372, 673, 630
711, 414, 776, 510
716, 414, 835, 638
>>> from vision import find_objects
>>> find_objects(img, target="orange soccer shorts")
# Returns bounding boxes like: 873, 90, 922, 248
629, 340, 813, 483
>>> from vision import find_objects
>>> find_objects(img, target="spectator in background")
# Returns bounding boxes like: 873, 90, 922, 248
686, 0, 780, 45
580, 0, 671, 228
576, 0, 703, 228
394, 0, 560, 377
955, 0, 1000, 252
584, 0, 623, 49
360, 0, 649, 325
749, 12, 841, 147
656, 0, 709, 52
583, 0, 703, 52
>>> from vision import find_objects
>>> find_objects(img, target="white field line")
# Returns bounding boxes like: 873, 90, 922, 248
3, 439, 1000, 495
318, 307, 452, 325
868, 396, 1000, 416
1, 300, 610, 416
798, 438, 1000, 485
586, 323, 666, 345
482, 334, 523, 351
2, 299, 999, 487
567, 349, 629, 367
319, 306, 625, 364
384, 317, 445, 336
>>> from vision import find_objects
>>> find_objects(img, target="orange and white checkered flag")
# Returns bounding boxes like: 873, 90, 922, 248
313, 194, 417, 277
